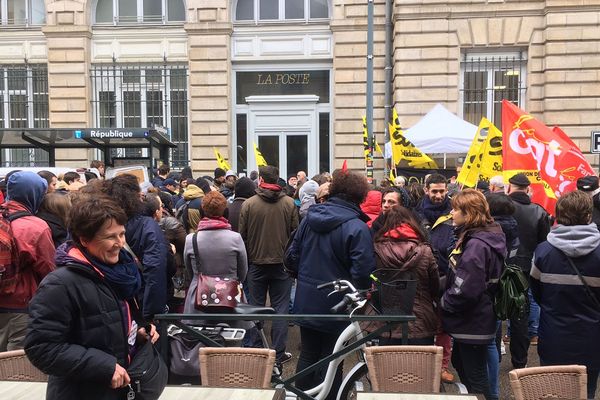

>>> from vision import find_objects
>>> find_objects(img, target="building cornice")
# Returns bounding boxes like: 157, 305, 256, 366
184, 22, 233, 35
42, 25, 92, 38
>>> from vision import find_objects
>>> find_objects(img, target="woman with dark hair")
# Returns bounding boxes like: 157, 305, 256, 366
369, 207, 440, 345
106, 174, 169, 320
287, 170, 375, 399
25, 195, 160, 399
37, 170, 58, 193
532, 190, 600, 398
37, 192, 72, 248
442, 189, 506, 400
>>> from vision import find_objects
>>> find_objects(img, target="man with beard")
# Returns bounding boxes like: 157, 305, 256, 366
414, 173, 455, 384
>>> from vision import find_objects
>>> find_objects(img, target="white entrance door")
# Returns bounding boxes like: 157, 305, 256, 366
246, 95, 319, 180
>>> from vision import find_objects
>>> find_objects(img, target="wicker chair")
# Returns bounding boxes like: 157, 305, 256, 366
199, 347, 276, 388
509, 365, 588, 400
364, 345, 443, 393
0, 350, 47, 382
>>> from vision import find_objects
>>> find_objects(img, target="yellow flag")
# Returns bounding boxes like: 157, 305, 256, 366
253, 142, 267, 167
389, 109, 438, 169
362, 117, 371, 161
362, 116, 384, 159
213, 147, 231, 171
457, 118, 503, 187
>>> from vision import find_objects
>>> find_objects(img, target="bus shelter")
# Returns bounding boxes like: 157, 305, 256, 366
0, 126, 176, 167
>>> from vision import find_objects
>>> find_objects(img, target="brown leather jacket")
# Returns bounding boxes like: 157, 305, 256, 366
365, 227, 440, 339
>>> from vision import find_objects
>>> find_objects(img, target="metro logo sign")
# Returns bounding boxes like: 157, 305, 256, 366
502, 100, 595, 215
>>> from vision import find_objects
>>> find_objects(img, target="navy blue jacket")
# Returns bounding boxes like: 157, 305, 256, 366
532, 224, 600, 369
290, 197, 376, 334
126, 215, 168, 318
441, 223, 506, 344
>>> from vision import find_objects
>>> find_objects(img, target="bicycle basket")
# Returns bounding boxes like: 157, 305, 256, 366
371, 269, 417, 315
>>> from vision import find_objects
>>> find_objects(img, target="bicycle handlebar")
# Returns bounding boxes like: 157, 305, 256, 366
330, 295, 354, 314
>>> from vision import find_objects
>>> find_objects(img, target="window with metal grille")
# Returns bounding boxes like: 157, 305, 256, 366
460, 52, 527, 126
0, 64, 49, 167
90, 64, 189, 168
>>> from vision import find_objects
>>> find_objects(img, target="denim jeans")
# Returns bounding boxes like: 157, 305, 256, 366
486, 321, 502, 400
528, 289, 540, 338
452, 341, 494, 400
245, 263, 292, 361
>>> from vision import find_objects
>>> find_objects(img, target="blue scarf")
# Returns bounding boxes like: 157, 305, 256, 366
421, 196, 451, 225
82, 248, 142, 300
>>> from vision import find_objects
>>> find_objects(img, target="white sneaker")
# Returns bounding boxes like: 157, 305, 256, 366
500, 340, 506, 355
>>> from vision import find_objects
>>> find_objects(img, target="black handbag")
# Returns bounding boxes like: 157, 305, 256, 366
169, 328, 225, 378
126, 341, 168, 400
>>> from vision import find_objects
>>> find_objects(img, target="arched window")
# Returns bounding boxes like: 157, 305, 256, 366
234, 0, 329, 23
0, 0, 46, 26
95, 0, 185, 25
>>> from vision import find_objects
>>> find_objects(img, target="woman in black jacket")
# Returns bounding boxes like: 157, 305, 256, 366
25, 195, 159, 400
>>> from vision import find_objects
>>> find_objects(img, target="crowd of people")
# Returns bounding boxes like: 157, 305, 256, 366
0, 162, 598, 399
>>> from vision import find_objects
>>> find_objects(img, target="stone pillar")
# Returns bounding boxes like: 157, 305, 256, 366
43, 0, 91, 167
185, 0, 232, 176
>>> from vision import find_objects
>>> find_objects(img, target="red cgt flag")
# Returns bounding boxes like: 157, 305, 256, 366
501, 100, 595, 215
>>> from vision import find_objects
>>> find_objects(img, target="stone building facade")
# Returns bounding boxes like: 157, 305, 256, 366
0, 0, 598, 177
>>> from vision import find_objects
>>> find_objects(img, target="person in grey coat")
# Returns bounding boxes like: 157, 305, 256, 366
183, 190, 248, 327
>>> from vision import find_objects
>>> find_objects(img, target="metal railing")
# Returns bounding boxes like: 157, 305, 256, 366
155, 312, 415, 400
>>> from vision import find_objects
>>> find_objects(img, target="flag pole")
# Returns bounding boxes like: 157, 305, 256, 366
366, 0, 374, 184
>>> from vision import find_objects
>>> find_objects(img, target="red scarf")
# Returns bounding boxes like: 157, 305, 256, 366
259, 182, 282, 192
383, 223, 420, 241
197, 217, 232, 231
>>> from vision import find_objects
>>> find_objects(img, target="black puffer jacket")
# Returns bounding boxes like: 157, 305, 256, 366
25, 246, 131, 400
509, 191, 550, 273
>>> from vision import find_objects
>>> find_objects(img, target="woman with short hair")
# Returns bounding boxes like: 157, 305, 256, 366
25, 195, 159, 400
532, 190, 600, 398
441, 189, 506, 400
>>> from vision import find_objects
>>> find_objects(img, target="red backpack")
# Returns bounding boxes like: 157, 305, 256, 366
0, 207, 31, 296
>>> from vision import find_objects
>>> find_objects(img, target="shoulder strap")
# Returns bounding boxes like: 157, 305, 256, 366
564, 254, 600, 310
191, 232, 202, 274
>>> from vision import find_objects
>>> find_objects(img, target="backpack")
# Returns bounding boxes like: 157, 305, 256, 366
0, 208, 32, 296
493, 263, 529, 320
175, 201, 191, 232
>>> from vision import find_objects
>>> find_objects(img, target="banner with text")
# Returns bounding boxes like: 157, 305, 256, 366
457, 118, 503, 187
502, 100, 594, 215
389, 109, 438, 169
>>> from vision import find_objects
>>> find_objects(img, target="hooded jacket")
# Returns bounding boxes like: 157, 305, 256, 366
125, 214, 168, 319
360, 190, 382, 228
0, 171, 55, 312
227, 177, 256, 232
175, 184, 205, 233
531, 224, 600, 369
25, 244, 136, 400
366, 224, 440, 339
441, 223, 506, 344
239, 186, 298, 265
290, 196, 376, 333
299, 180, 319, 220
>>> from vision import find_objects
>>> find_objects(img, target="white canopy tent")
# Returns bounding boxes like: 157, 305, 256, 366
403, 104, 478, 154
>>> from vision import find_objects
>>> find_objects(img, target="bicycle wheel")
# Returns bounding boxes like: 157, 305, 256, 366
336, 362, 371, 400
